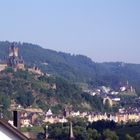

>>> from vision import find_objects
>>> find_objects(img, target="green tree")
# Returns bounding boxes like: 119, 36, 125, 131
103, 129, 119, 140
16, 91, 34, 107
48, 123, 69, 140
136, 133, 140, 140
104, 99, 112, 112
74, 125, 87, 140
125, 134, 134, 140
0, 94, 10, 110
87, 128, 100, 140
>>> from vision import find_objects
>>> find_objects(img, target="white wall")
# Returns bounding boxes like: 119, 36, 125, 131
0, 125, 21, 140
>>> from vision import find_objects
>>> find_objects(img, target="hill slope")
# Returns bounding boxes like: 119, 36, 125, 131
0, 69, 105, 117
0, 41, 140, 94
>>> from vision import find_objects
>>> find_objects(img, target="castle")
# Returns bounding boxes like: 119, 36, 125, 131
0, 43, 24, 71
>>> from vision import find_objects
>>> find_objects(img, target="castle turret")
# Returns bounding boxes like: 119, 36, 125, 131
9, 43, 19, 57
8, 43, 24, 71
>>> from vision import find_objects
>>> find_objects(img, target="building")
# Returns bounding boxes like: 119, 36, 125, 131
46, 109, 53, 117
0, 63, 7, 71
0, 118, 29, 140
103, 96, 113, 107
0, 43, 24, 72
7, 43, 24, 71
28, 66, 43, 75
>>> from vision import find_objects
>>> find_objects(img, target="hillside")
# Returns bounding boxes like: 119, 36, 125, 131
0, 69, 105, 118
1, 41, 140, 95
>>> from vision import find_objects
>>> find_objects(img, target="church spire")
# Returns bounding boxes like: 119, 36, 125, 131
70, 122, 74, 140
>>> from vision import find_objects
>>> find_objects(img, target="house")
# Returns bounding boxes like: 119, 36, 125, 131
0, 118, 29, 140
28, 66, 43, 75
0, 63, 7, 72
46, 109, 53, 117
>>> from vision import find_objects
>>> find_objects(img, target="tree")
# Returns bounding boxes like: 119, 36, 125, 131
48, 123, 69, 140
103, 129, 119, 140
0, 94, 10, 110
87, 128, 100, 140
74, 125, 87, 140
125, 134, 134, 140
104, 99, 112, 112
89, 120, 116, 132
16, 91, 34, 107
136, 133, 140, 140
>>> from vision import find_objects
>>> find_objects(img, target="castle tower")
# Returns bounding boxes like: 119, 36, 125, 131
8, 43, 24, 71
9, 43, 18, 57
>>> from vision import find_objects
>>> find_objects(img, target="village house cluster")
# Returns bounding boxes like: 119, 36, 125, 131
84, 82, 136, 107
7, 107, 140, 129
44, 108, 140, 124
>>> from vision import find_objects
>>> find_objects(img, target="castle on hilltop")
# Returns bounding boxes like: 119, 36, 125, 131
0, 43, 24, 71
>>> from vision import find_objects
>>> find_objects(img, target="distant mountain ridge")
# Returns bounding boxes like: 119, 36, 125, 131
0, 41, 140, 95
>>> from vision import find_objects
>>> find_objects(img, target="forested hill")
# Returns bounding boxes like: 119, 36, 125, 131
0, 41, 97, 82
0, 41, 140, 94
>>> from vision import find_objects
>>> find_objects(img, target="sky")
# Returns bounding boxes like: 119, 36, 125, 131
0, 0, 140, 63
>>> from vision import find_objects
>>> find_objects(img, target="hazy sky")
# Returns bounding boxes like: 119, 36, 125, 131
0, 0, 140, 63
